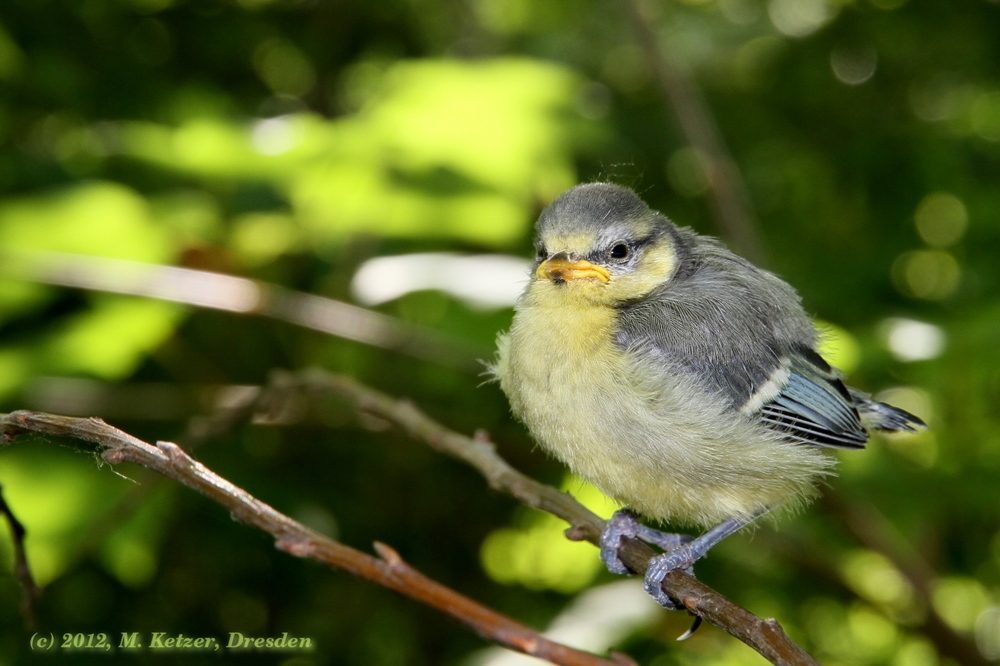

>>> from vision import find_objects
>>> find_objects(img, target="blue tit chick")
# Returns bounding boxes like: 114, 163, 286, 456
492, 182, 925, 607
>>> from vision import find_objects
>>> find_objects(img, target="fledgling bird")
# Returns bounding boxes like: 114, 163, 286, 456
492, 182, 925, 608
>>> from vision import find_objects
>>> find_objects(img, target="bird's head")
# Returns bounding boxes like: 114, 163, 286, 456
528, 183, 682, 306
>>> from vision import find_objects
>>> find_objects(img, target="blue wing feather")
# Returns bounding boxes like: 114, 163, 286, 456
757, 351, 868, 449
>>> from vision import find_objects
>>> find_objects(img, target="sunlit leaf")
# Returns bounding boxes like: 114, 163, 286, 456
43, 298, 183, 379
0, 182, 174, 263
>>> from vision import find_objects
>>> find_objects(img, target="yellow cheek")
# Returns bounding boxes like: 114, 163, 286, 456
606, 242, 676, 301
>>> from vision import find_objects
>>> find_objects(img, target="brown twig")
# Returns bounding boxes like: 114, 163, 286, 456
175, 385, 264, 450
0, 483, 41, 630
2, 370, 822, 664
0, 410, 627, 666
75, 385, 266, 556
619, 0, 766, 266
284, 368, 819, 666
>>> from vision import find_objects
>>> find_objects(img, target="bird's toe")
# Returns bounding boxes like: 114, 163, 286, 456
643, 549, 698, 610
600, 509, 643, 575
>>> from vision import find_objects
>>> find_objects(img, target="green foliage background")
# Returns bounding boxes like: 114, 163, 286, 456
1, 0, 999, 664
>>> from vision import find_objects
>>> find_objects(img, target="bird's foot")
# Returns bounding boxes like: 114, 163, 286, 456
600, 509, 693, 576
604, 511, 761, 609
643, 547, 698, 609
642, 514, 758, 608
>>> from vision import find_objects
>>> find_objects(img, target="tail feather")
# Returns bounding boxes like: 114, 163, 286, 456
849, 388, 927, 433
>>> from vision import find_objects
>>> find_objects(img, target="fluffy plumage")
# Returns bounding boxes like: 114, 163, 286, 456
494, 182, 924, 529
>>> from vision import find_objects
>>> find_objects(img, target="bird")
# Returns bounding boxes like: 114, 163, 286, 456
491, 182, 926, 608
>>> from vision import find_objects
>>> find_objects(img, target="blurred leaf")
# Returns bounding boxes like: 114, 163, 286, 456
43, 297, 184, 379
479, 474, 614, 593
119, 58, 585, 248
0, 182, 174, 262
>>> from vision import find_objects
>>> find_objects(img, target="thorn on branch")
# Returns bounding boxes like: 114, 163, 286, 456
156, 440, 192, 470
102, 448, 127, 464
1, 408, 627, 666
373, 541, 403, 566
276, 538, 315, 558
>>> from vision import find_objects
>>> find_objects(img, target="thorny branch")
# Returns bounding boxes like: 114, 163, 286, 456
268, 368, 819, 666
0, 410, 628, 666
2, 368, 821, 665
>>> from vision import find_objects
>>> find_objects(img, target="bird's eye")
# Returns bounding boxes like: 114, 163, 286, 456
535, 245, 547, 261
609, 243, 630, 260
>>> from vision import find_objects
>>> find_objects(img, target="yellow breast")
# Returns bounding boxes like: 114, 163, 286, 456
500, 292, 623, 463
494, 279, 834, 528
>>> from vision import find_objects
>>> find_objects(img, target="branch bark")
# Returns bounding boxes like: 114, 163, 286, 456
0, 410, 628, 666
274, 368, 820, 666
1, 368, 822, 665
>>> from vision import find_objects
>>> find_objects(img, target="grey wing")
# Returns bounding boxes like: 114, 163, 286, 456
617, 304, 869, 450
615, 243, 868, 449
757, 347, 868, 449
616, 296, 786, 410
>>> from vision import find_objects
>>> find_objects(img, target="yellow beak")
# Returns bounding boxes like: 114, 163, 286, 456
537, 257, 611, 283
